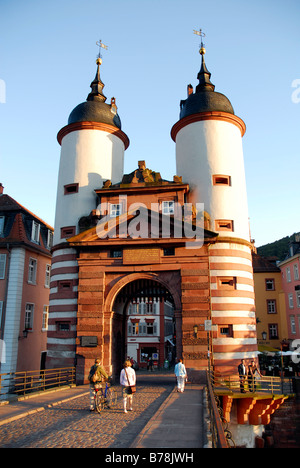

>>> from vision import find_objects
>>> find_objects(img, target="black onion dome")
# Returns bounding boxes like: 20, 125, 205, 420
68, 58, 122, 129
179, 48, 234, 119
68, 101, 122, 128
180, 90, 234, 119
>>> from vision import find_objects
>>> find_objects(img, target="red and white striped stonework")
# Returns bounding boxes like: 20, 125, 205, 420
209, 240, 258, 374
46, 247, 78, 368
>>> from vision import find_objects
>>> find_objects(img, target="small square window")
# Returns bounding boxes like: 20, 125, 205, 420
64, 183, 79, 195
212, 175, 231, 186
215, 220, 234, 231
61, 226, 76, 239
58, 280, 72, 290
265, 279, 275, 291
217, 277, 236, 290
219, 325, 233, 337
110, 249, 123, 258
57, 322, 70, 332
162, 201, 175, 215
110, 204, 122, 217
163, 247, 175, 256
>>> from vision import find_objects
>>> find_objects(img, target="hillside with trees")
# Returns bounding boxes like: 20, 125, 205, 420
257, 233, 299, 262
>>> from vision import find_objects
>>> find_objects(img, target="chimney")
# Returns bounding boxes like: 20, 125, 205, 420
0, 184, 4, 195
187, 84, 193, 96
138, 160, 146, 171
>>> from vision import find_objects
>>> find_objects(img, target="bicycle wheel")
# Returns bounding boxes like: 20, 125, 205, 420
106, 387, 117, 407
95, 391, 105, 413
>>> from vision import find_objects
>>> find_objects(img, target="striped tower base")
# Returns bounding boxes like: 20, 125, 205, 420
46, 247, 78, 368
209, 239, 258, 374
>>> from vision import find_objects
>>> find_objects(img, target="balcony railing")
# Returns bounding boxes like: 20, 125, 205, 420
210, 370, 294, 395
0, 367, 76, 399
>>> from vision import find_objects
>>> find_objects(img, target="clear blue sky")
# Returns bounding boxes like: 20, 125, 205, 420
1, 0, 299, 247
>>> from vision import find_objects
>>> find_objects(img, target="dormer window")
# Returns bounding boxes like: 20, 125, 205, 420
47, 230, 53, 250
0, 216, 5, 236
162, 201, 175, 215
110, 204, 122, 217
31, 221, 40, 243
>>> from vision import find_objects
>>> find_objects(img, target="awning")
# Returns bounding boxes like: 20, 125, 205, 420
258, 344, 280, 355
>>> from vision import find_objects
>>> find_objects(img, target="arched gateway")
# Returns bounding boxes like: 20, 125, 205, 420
47, 160, 258, 384
48, 48, 260, 384
105, 274, 181, 375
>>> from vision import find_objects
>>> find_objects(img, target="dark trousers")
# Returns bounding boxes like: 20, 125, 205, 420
239, 375, 246, 392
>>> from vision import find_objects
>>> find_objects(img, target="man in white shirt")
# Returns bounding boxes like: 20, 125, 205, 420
174, 358, 187, 393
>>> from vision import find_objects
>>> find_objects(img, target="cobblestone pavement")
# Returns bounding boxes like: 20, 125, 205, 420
0, 375, 174, 448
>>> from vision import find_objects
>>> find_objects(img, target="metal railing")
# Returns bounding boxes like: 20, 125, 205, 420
0, 367, 76, 398
206, 371, 231, 448
210, 370, 294, 395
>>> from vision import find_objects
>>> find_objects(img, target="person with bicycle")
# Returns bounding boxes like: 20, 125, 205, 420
88, 358, 109, 411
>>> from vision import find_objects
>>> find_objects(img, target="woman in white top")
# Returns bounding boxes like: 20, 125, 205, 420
120, 360, 136, 413
174, 358, 187, 393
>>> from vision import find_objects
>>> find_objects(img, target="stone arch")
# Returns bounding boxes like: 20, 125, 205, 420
103, 271, 182, 376
104, 272, 181, 314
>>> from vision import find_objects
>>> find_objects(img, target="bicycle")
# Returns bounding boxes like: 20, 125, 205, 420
94, 381, 117, 413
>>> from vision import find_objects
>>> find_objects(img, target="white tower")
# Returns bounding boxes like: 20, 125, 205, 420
171, 37, 258, 374
54, 57, 129, 246
47, 56, 129, 369
171, 44, 248, 240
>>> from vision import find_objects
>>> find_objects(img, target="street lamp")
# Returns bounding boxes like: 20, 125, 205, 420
262, 331, 267, 341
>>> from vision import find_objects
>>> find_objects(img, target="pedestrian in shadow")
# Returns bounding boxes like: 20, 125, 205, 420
248, 360, 263, 393
174, 358, 187, 393
88, 358, 108, 411
238, 359, 247, 393
120, 360, 136, 413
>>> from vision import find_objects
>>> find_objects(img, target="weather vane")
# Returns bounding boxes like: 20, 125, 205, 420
96, 39, 108, 63
193, 28, 206, 55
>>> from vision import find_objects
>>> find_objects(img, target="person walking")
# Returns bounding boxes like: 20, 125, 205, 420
238, 359, 247, 393
174, 358, 187, 393
120, 359, 136, 413
88, 358, 108, 411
